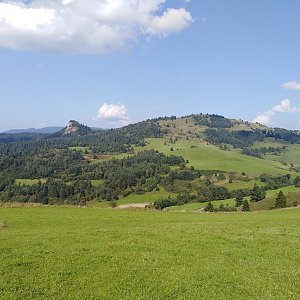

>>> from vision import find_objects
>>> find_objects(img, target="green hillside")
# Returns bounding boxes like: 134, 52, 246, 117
134, 137, 292, 176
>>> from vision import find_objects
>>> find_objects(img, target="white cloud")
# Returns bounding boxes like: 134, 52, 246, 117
272, 99, 300, 113
95, 103, 127, 119
282, 81, 300, 90
0, 0, 193, 55
0, 3, 55, 30
253, 111, 275, 125
253, 99, 300, 125
93, 103, 131, 127
148, 8, 192, 37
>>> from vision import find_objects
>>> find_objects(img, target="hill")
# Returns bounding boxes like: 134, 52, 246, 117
0, 113, 299, 210
53, 120, 92, 137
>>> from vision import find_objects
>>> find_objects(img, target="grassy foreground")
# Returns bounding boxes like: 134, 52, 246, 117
0, 207, 299, 299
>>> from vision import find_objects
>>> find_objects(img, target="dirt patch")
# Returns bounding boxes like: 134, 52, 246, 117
119, 203, 150, 209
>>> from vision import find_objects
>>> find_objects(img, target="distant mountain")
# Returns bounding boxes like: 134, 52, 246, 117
2, 127, 63, 134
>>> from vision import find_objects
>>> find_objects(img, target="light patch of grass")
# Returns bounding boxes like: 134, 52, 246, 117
91, 179, 105, 187
87, 187, 176, 208
112, 153, 134, 160
0, 220, 8, 228
15, 179, 46, 186
117, 188, 176, 206
90, 153, 134, 164
68, 146, 90, 153
253, 137, 289, 148
224, 179, 266, 191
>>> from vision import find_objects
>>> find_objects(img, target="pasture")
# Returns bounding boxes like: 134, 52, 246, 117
0, 207, 299, 299
135, 138, 293, 176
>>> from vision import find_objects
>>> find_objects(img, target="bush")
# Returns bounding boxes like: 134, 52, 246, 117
110, 201, 117, 208
154, 198, 177, 210
204, 202, 214, 212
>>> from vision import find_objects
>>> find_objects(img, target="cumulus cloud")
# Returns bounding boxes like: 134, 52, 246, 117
253, 99, 300, 125
253, 111, 275, 126
272, 99, 300, 113
282, 81, 300, 90
93, 103, 130, 127
0, 0, 193, 55
149, 8, 193, 37
95, 103, 127, 119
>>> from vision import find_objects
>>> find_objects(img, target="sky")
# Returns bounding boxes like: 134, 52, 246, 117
0, 0, 300, 131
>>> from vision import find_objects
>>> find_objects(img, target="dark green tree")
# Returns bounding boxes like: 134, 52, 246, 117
242, 200, 250, 212
235, 194, 244, 207
275, 191, 287, 208
205, 202, 214, 212
250, 184, 266, 202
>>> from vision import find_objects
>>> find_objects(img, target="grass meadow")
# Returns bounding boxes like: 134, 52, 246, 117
135, 138, 293, 176
0, 207, 299, 299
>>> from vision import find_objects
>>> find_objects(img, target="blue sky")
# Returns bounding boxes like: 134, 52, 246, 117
0, 0, 300, 131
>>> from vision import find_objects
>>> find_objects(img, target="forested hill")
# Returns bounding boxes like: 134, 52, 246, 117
0, 113, 300, 209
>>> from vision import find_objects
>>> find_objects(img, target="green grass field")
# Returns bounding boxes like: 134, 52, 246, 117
0, 207, 299, 299
135, 138, 293, 176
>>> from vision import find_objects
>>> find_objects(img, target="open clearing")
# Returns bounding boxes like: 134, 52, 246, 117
0, 207, 299, 299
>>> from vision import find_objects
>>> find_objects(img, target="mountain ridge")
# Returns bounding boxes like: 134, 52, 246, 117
2, 126, 63, 134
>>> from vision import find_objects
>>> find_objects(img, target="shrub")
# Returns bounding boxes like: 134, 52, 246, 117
205, 202, 214, 212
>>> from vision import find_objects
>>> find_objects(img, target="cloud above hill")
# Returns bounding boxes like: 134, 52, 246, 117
93, 103, 130, 127
0, 0, 193, 55
253, 99, 300, 125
